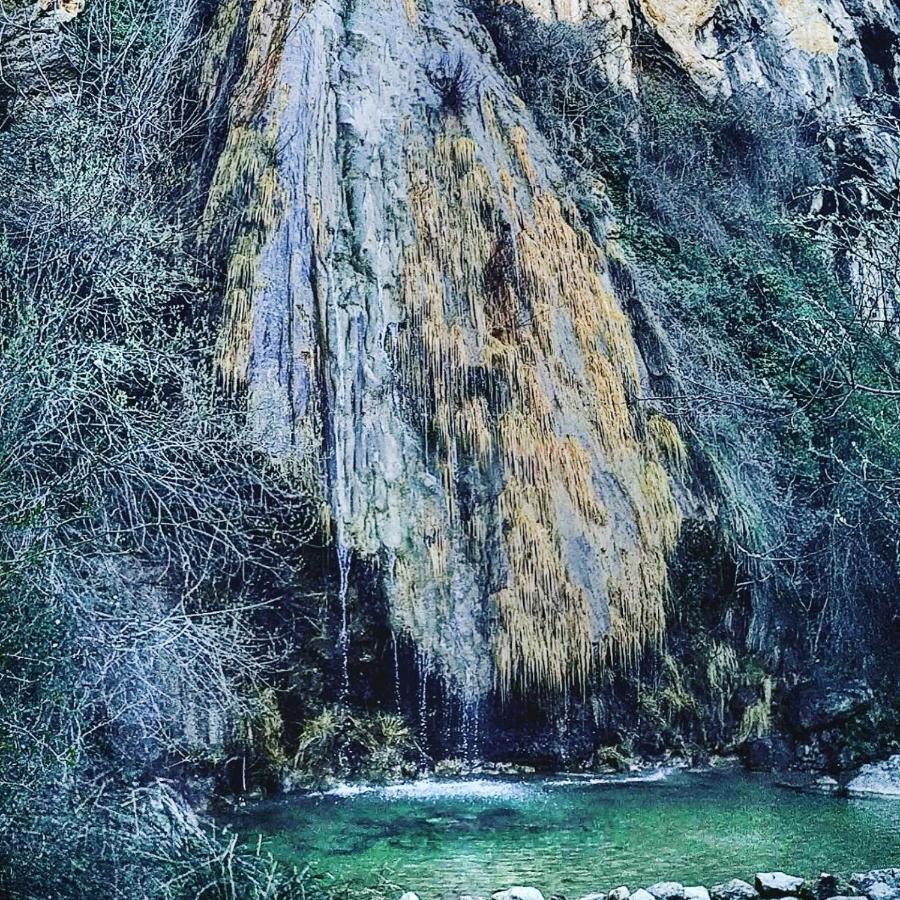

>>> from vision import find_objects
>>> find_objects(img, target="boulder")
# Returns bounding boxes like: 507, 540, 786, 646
577, 894, 607, 900
811, 776, 841, 795
685, 889, 710, 900
756, 874, 805, 897
850, 872, 900, 899
632, 891, 657, 900
846, 756, 900, 798
648, 884, 685, 900
864, 885, 898, 900
399, 894, 420, 900
787, 683, 873, 734
806, 874, 862, 900
743, 738, 793, 771
608, 889, 631, 900
712, 880, 759, 900
493, 889, 545, 900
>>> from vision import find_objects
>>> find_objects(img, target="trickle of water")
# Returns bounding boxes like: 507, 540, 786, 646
457, 679, 482, 764
417, 651, 430, 761
392, 629, 402, 712
337, 541, 351, 702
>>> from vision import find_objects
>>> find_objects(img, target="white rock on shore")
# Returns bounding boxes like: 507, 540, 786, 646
755, 873, 805, 897
846, 756, 900, 798
685, 888, 711, 900
632, 890, 658, 900
492, 888, 546, 900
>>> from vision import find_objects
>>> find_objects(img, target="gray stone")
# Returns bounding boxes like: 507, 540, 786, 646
811, 776, 840, 795
685, 888, 711, 900
399, 894, 420, 900
851, 872, 900, 892
865, 884, 898, 900
850, 872, 900, 900
648, 884, 685, 900
608, 888, 631, 900
847, 756, 900, 798
755, 873, 805, 897
577, 894, 607, 900
711, 881, 759, 900
492, 890, 545, 900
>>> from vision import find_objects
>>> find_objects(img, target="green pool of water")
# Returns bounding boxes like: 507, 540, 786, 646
227, 770, 900, 899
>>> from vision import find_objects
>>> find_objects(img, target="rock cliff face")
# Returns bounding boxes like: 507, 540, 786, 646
519, 0, 899, 110
204, 0, 684, 704
203, 0, 898, 710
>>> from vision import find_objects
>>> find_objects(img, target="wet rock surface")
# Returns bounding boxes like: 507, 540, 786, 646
787, 683, 874, 735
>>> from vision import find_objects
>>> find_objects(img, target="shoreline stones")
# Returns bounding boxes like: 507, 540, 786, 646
428, 870, 899, 900
686, 890, 712, 900
492, 889, 546, 900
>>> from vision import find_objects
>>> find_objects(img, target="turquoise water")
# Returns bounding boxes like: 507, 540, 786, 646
228, 770, 900, 899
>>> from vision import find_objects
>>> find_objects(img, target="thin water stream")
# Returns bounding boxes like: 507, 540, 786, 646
225, 770, 900, 899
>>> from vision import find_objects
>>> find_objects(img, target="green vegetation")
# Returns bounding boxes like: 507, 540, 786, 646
293, 708, 420, 786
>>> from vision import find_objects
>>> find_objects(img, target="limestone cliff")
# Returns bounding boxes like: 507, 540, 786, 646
203, 0, 684, 703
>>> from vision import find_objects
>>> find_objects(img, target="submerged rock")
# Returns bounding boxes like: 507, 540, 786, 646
846, 756, 900, 798
648, 883, 685, 900
712, 880, 759, 900
399, 893, 420, 900
756, 873, 805, 897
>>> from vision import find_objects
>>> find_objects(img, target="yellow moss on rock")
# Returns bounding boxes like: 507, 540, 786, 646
397, 123, 682, 697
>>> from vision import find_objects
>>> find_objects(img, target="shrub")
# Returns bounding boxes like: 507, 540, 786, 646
293, 707, 420, 784
426, 52, 477, 117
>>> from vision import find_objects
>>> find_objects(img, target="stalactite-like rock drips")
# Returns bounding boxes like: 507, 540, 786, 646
203, 0, 684, 703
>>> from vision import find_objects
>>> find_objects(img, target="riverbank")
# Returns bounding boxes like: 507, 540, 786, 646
440, 870, 900, 900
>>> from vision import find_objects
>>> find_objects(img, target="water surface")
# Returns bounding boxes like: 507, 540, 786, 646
227, 770, 900, 898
